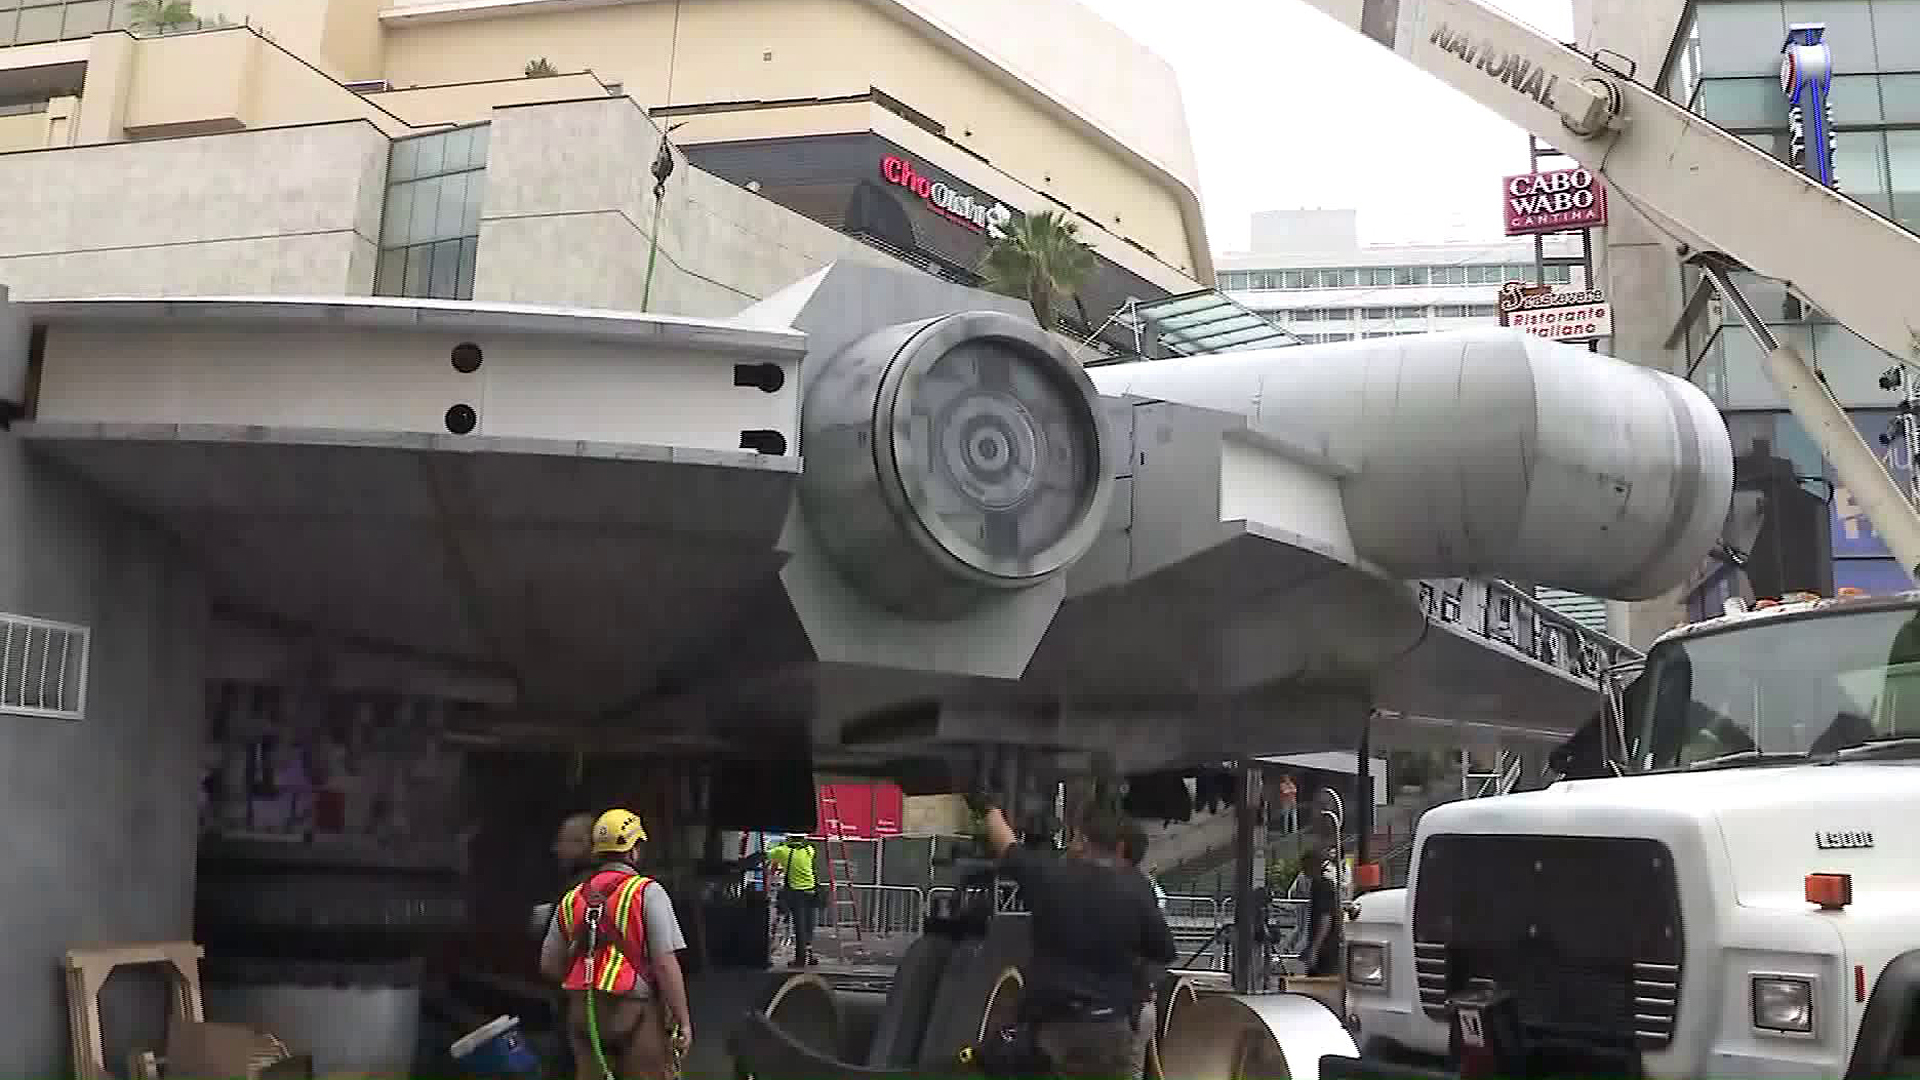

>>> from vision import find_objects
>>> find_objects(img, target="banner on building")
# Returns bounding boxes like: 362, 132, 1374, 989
1497, 280, 1612, 342
1502, 167, 1608, 236
816, 782, 905, 839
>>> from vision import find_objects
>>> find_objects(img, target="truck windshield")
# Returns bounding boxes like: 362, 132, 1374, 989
1633, 601, 1920, 770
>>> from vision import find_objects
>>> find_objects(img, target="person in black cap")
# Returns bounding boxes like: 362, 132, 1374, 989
982, 803, 1175, 1078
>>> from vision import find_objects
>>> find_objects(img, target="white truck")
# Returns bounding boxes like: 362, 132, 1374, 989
1290, 1, 1920, 1077
1335, 589, 1920, 1079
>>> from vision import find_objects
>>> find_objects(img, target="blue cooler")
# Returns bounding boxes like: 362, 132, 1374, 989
452, 1015, 542, 1078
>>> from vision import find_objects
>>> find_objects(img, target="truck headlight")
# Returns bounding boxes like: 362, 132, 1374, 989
1751, 976, 1814, 1034
1347, 941, 1388, 987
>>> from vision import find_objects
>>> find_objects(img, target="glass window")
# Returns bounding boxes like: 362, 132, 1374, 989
1736, 130, 1792, 161
414, 134, 447, 181
402, 245, 432, 297
375, 125, 489, 302
1633, 602, 1920, 770
59, 0, 106, 35
1327, 308, 1354, 322
1830, 74, 1883, 125
1882, 75, 1920, 124
1668, 11, 1701, 105
1395, 266, 1426, 286
1694, 1, 1788, 77
389, 137, 422, 184
1812, 321, 1907, 405
1364, 307, 1390, 320
14, 2, 61, 42
1336, 269, 1359, 287
1394, 306, 1426, 319
1696, 77, 1790, 130
1835, 131, 1893, 216
1274, 270, 1299, 289
1872, 0, 1920, 69
1293, 309, 1316, 322
1711, 322, 1818, 408
1889, 131, 1920, 235
1783, 1, 1877, 72
1436, 266, 1466, 285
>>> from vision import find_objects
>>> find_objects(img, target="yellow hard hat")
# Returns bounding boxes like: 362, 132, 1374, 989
591, 809, 648, 854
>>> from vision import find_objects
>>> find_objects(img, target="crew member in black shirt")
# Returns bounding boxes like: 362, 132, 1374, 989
984, 804, 1176, 1079
1300, 845, 1342, 977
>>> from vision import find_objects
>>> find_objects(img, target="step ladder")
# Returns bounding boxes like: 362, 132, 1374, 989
816, 788, 866, 961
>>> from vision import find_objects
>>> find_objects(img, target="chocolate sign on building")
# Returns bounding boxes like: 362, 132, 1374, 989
881, 155, 1014, 238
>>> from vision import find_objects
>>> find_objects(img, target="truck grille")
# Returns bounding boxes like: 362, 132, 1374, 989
1411, 835, 1684, 1050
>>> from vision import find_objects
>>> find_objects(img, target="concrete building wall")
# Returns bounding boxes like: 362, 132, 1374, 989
377, 0, 1207, 278
0, 120, 391, 298
475, 97, 901, 316
0, 296, 209, 1077
652, 97, 1201, 295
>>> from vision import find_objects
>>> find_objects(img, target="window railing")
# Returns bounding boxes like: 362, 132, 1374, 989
1416, 577, 1641, 689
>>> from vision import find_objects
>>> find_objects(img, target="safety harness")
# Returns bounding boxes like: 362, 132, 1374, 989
565, 872, 685, 1080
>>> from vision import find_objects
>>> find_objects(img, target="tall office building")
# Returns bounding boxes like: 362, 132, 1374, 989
1217, 209, 1584, 345
1580, 0, 1920, 637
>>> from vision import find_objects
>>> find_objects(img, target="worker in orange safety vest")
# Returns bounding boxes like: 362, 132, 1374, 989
540, 809, 694, 1080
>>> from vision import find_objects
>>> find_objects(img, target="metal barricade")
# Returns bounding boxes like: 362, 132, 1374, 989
1162, 894, 1219, 929
1268, 898, 1309, 959
845, 884, 924, 937
922, 881, 1027, 916
1170, 897, 1313, 975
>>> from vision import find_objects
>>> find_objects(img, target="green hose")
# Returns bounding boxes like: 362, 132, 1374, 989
586, 986, 616, 1080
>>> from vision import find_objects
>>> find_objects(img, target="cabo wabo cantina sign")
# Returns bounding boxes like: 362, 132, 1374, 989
1502, 167, 1607, 236
881, 155, 1013, 238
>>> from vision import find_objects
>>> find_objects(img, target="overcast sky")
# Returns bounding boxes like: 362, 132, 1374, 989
1085, 0, 1576, 253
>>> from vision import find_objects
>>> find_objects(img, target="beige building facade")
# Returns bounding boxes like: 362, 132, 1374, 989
0, 0, 1208, 325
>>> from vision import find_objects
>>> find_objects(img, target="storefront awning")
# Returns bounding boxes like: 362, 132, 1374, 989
1121, 289, 1301, 359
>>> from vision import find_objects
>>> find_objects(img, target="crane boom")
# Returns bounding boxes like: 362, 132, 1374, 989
1303, 0, 1920, 581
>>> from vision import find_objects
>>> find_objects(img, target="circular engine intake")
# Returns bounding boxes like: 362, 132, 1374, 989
799, 311, 1113, 618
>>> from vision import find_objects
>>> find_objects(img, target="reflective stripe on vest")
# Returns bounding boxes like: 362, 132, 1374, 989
556, 870, 653, 995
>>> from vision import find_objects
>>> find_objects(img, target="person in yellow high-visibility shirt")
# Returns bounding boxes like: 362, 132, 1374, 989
766, 835, 820, 967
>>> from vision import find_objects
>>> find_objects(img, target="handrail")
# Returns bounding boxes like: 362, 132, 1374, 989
1417, 577, 1643, 693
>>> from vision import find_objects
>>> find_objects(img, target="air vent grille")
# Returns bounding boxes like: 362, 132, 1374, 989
1, 613, 90, 720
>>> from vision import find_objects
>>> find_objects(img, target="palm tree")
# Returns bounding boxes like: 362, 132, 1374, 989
127, 0, 196, 32
978, 210, 1097, 332
524, 57, 559, 77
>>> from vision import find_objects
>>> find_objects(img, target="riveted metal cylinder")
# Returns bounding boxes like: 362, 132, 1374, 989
799, 311, 1113, 619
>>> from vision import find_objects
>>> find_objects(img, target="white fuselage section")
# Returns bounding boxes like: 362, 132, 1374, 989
1348, 762, 1920, 1079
